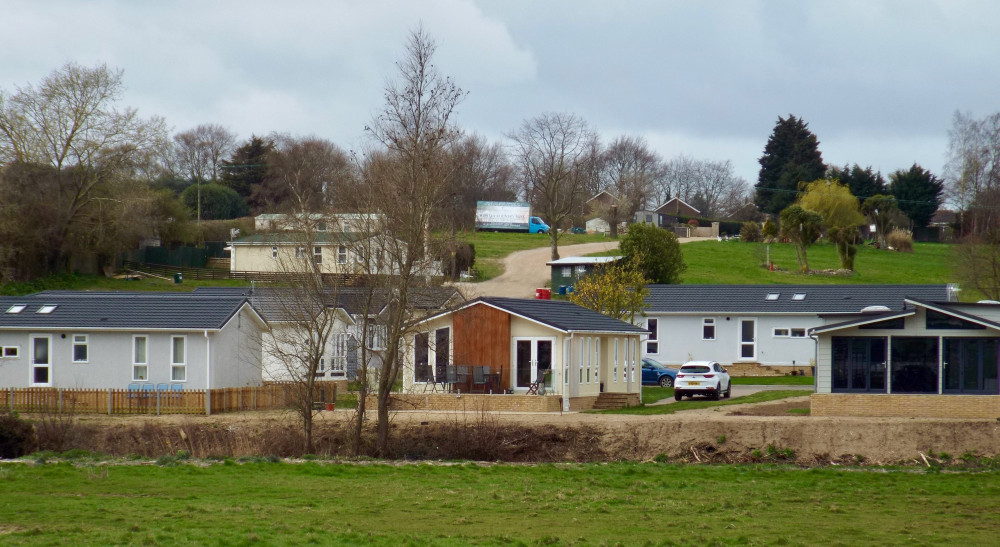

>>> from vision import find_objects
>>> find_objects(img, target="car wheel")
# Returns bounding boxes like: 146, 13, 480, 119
674, 391, 683, 401
723, 383, 731, 399
711, 385, 721, 401
659, 376, 673, 388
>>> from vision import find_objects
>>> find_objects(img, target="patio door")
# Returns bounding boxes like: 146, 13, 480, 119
30, 335, 52, 387
513, 338, 553, 389
738, 319, 756, 361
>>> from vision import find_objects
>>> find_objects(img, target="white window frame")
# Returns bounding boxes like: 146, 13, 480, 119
72, 334, 89, 363
561, 266, 572, 277
313, 246, 323, 264
790, 328, 807, 338
132, 335, 148, 381
574, 265, 587, 277
773, 328, 790, 338
5, 304, 26, 314
1, 346, 19, 358
271, 246, 278, 259
337, 245, 348, 264
171, 335, 187, 382
295, 247, 305, 259
613, 338, 619, 382
702, 318, 716, 340
37, 304, 57, 314
645, 318, 658, 354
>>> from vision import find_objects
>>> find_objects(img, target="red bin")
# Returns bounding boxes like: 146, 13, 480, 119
535, 288, 551, 299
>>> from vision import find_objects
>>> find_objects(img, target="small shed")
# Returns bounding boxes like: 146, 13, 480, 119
546, 256, 621, 293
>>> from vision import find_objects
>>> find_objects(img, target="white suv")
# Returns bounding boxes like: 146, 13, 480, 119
674, 361, 731, 401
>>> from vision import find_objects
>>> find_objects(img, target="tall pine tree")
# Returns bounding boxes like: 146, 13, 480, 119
827, 163, 887, 201
754, 115, 826, 215
219, 135, 274, 208
889, 163, 943, 229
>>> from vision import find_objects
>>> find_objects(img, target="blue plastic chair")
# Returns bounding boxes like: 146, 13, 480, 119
127, 383, 140, 398
170, 384, 183, 398
156, 383, 169, 392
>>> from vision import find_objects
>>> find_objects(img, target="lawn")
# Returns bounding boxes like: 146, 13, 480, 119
599, 389, 814, 415
0, 461, 997, 545
681, 239, 958, 289
457, 229, 612, 280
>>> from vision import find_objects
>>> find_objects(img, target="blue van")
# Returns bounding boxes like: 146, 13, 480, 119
529, 216, 550, 234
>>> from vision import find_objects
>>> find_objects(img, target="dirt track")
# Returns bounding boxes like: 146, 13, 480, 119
452, 238, 710, 298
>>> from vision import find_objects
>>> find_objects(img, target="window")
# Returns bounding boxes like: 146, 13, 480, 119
313, 246, 322, 264
414, 332, 430, 383
702, 318, 716, 340
37, 304, 57, 314
5, 304, 26, 314
926, 309, 986, 330
271, 246, 278, 259
646, 319, 658, 354
337, 245, 348, 264
31, 336, 51, 386
562, 266, 572, 277
792, 293, 806, 301
773, 328, 790, 337
435, 328, 450, 383
613, 338, 619, 382
295, 247, 305, 259
171, 336, 186, 382
790, 328, 806, 338
890, 337, 939, 393
133, 336, 148, 381
574, 265, 587, 277
1, 346, 19, 358
317, 222, 327, 232
72, 335, 88, 363
765, 293, 779, 301
859, 317, 906, 330
366, 325, 386, 350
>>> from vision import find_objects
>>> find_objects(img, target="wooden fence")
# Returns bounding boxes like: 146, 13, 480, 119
0, 383, 342, 416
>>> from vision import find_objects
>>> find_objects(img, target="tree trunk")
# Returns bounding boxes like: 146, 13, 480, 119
550, 230, 559, 260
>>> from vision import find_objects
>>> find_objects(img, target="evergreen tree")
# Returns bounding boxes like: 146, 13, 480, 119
889, 164, 944, 229
827, 163, 887, 200
755, 115, 826, 215
219, 135, 274, 204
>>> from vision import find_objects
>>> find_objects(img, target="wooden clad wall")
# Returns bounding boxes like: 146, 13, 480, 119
452, 303, 511, 388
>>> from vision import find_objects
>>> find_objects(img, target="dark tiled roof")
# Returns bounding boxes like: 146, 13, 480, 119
644, 284, 953, 314
0, 292, 255, 330
479, 297, 647, 334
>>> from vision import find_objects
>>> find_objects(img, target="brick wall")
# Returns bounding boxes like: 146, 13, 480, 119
811, 393, 1000, 419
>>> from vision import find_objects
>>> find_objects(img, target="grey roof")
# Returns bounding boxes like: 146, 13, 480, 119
476, 297, 647, 334
0, 291, 257, 330
809, 310, 916, 334
230, 232, 366, 245
644, 284, 953, 314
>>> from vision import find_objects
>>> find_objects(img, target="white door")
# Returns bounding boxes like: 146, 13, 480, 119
30, 335, 52, 387
738, 319, 757, 361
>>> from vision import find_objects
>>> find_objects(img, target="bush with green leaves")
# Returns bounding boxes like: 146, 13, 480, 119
619, 223, 686, 284
181, 182, 249, 220
762, 218, 778, 240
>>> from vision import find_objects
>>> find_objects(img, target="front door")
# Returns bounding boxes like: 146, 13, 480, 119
30, 335, 52, 387
738, 319, 756, 361
513, 338, 553, 389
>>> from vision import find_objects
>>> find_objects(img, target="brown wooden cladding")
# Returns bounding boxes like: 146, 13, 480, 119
452, 303, 512, 389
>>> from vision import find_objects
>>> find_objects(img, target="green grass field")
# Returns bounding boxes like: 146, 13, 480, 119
456, 230, 611, 281
1, 461, 997, 545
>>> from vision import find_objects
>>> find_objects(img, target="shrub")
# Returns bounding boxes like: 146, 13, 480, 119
740, 222, 762, 243
0, 410, 37, 458
687, 218, 699, 227
886, 229, 914, 252
762, 218, 778, 240
620, 223, 686, 284
437, 241, 475, 281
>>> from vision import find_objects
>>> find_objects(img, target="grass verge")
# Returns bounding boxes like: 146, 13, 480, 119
731, 376, 815, 385
0, 461, 997, 545
596, 389, 814, 415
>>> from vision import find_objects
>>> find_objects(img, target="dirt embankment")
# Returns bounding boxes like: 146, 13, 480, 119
23, 398, 1000, 466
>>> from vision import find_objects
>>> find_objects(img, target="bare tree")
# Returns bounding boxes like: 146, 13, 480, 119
0, 62, 167, 278
509, 112, 596, 259
362, 26, 465, 456
597, 135, 662, 236
946, 111, 1000, 233
658, 155, 749, 218
173, 124, 237, 224
256, 135, 355, 214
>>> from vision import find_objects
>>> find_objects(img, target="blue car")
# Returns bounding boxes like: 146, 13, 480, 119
641, 357, 678, 388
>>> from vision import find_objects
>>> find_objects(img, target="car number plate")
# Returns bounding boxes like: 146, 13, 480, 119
688, 381, 700, 386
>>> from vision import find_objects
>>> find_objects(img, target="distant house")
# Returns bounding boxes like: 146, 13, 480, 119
586, 191, 620, 213
811, 298, 1000, 418
585, 217, 611, 234
654, 198, 700, 224
0, 291, 266, 390
641, 284, 956, 372
404, 297, 647, 410
228, 232, 404, 276
254, 213, 384, 233
546, 256, 621, 293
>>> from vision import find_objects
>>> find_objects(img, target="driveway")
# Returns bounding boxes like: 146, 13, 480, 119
648, 384, 813, 405
452, 237, 711, 298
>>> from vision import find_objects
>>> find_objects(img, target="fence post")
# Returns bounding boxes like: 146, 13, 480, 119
9, 387, 13, 412
205, 389, 211, 416
156, 390, 161, 416
58, 388, 63, 413
107, 389, 112, 415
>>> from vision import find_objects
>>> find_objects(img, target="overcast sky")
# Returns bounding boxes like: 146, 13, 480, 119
3, 0, 998, 188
